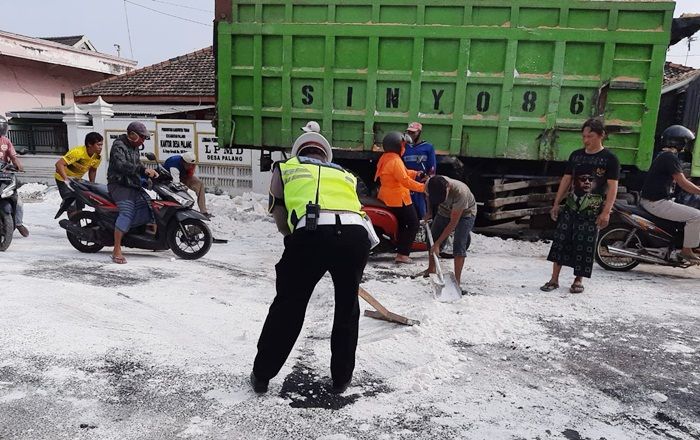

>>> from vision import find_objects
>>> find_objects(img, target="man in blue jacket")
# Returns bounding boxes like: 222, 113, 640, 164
163, 152, 211, 218
403, 122, 436, 219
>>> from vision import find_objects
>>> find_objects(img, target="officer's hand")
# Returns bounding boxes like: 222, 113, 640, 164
596, 211, 610, 229
550, 204, 560, 221
145, 168, 159, 179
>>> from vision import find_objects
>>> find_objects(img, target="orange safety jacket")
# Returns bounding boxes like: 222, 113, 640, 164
374, 152, 425, 207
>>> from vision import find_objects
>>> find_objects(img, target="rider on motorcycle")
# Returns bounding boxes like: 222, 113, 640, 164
107, 121, 159, 264
0, 115, 28, 237
640, 125, 700, 263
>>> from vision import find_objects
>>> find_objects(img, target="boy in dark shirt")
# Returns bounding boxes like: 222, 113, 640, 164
640, 125, 700, 262
541, 118, 620, 294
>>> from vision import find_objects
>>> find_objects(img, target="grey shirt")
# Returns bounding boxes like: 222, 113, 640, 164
436, 176, 477, 218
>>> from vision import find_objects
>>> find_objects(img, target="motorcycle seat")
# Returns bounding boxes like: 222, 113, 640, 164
614, 201, 685, 233
81, 181, 112, 200
359, 196, 387, 208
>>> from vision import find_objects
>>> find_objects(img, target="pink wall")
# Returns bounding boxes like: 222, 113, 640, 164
0, 55, 111, 116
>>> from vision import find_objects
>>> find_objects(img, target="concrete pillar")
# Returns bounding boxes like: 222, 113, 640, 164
62, 103, 89, 149
83, 96, 114, 184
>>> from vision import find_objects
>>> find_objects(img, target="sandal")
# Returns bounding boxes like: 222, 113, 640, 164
394, 256, 413, 264
111, 254, 127, 264
569, 282, 585, 294
539, 281, 559, 292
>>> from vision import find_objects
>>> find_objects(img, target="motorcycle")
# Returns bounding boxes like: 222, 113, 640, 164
55, 153, 213, 260
595, 201, 694, 271
361, 196, 429, 254
0, 162, 19, 251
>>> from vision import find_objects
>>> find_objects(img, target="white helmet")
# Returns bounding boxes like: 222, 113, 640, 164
182, 152, 196, 164
291, 132, 332, 162
301, 120, 321, 133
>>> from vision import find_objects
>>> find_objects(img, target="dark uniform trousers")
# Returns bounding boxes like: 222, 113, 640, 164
253, 223, 371, 384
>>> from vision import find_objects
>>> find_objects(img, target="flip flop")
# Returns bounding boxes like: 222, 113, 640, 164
539, 281, 559, 292
394, 258, 413, 264
679, 253, 700, 264
111, 255, 127, 264
570, 283, 585, 294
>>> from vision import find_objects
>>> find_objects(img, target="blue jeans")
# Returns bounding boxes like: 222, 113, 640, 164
431, 214, 476, 257
410, 191, 427, 219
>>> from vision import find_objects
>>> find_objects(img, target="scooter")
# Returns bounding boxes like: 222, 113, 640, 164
595, 201, 695, 271
55, 153, 213, 260
361, 196, 428, 254
0, 162, 19, 251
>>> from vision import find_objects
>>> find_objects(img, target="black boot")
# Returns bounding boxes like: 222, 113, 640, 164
330, 379, 351, 394
250, 372, 268, 394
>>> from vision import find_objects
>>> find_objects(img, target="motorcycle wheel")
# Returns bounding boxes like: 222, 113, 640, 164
0, 211, 14, 251
66, 211, 104, 253
595, 225, 641, 271
167, 218, 212, 260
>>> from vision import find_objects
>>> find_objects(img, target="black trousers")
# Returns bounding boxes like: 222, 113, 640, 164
55, 179, 85, 213
390, 204, 419, 256
253, 224, 371, 384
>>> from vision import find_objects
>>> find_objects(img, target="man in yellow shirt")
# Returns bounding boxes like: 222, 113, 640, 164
55, 132, 103, 217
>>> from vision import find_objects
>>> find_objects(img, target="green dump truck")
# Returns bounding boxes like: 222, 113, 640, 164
214, 0, 676, 223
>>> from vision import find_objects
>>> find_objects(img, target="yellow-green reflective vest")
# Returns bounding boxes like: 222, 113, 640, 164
279, 156, 362, 230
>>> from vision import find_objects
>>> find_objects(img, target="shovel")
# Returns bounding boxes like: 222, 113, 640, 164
424, 222, 462, 302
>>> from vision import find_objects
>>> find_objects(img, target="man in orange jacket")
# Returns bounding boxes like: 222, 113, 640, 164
375, 131, 426, 263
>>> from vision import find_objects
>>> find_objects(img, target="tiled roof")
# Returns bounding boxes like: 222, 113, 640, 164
664, 62, 700, 88
42, 35, 86, 47
74, 46, 214, 101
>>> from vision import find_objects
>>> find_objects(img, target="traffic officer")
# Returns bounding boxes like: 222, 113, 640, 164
251, 132, 372, 395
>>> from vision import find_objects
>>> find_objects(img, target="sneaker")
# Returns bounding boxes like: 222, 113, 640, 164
330, 379, 351, 394
16, 225, 29, 237
250, 372, 268, 394
203, 212, 214, 220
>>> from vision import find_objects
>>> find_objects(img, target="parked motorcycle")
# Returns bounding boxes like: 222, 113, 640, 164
55, 153, 213, 259
595, 201, 694, 271
361, 196, 428, 254
0, 162, 19, 251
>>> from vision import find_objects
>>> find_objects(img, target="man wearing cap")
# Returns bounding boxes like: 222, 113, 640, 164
404, 122, 437, 219
163, 152, 211, 218
301, 120, 321, 134
107, 121, 159, 264
250, 131, 373, 396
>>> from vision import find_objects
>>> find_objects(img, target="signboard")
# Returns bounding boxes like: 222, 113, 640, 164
104, 130, 155, 161
197, 133, 252, 166
156, 122, 195, 161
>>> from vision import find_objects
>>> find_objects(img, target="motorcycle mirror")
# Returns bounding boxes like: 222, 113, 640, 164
145, 152, 157, 161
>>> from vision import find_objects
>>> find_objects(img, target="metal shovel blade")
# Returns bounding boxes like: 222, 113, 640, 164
429, 271, 462, 302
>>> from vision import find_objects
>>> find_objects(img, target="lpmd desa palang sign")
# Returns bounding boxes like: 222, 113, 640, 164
197, 133, 251, 166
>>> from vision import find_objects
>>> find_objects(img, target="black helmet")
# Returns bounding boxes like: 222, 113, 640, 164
0, 115, 7, 137
660, 125, 696, 151
382, 131, 409, 154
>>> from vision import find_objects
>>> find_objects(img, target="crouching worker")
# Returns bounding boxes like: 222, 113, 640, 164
55, 132, 103, 218
107, 122, 159, 264
422, 176, 477, 293
251, 132, 373, 395
163, 152, 212, 218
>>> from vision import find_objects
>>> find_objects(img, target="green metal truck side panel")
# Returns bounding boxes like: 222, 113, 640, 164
215, 0, 675, 170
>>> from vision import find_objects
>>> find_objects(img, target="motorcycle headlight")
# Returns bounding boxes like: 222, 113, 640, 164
161, 186, 194, 208
172, 193, 194, 208
1, 182, 16, 199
